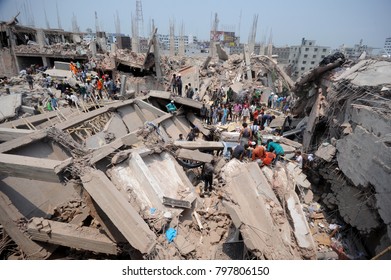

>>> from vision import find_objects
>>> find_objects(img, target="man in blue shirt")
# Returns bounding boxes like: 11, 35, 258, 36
166, 100, 177, 113
266, 139, 284, 164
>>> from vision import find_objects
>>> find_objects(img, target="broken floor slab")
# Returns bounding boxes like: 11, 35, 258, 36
0, 154, 72, 182
81, 168, 156, 254
221, 160, 301, 260
173, 140, 224, 151
0, 192, 55, 259
148, 90, 203, 110
27, 218, 118, 255
176, 148, 213, 163
0, 127, 33, 142
273, 163, 316, 258
315, 142, 336, 162
0, 94, 22, 122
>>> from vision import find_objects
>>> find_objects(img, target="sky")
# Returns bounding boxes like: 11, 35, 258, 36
0, 0, 390, 49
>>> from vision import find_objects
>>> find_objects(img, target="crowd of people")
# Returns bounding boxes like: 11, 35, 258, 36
170, 84, 302, 196
22, 60, 122, 113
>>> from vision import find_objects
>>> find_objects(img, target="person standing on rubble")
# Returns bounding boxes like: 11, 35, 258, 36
26, 74, 33, 90
202, 159, 215, 195
295, 150, 303, 168
85, 79, 94, 100
238, 122, 252, 147
49, 93, 58, 110
212, 106, 218, 125
242, 105, 250, 123
96, 78, 103, 99
233, 103, 241, 122
221, 104, 228, 125
268, 93, 273, 108
176, 74, 183, 97
227, 87, 234, 103
272, 94, 278, 109
208, 105, 214, 125
170, 74, 177, 95
200, 103, 207, 123
186, 127, 197, 141
187, 83, 194, 99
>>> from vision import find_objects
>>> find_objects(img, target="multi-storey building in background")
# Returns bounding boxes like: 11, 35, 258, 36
288, 38, 330, 78
384, 37, 391, 57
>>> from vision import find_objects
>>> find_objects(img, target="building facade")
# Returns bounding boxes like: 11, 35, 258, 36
384, 37, 391, 57
339, 40, 374, 60
288, 38, 330, 78
273, 46, 290, 64
157, 34, 198, 50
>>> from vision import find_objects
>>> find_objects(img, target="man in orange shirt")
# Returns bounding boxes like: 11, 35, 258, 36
261, 152, 276, 166
252, 144, 266, 162
96, 78, 103, 99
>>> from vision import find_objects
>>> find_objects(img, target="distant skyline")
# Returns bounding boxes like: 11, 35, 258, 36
0, 0, 390, 49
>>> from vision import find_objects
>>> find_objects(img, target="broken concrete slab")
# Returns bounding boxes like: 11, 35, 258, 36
230, 82, 243, 94
220, 132, 240, 142
174, 234, 196, 255
81, 168, 156, 254
0, 107, 74, 129
274, 164, 316, 257
315, 143, 336, 162
336, 60, 391, 87
279, 137, 302, 149
173, 140, 224, 151
176, 148, 213, 163
44, 68, 73, 80
222, 160, 301, 259
269, 116, 286, 128
163, 196, 191, 209
0, 127, 33, 142
0, 154, 72, 182
0, 93, 22, 122
215, 43, 228, 61
303, 92, 327, 152
27, 218, 118, 255
142, 152, 196, 204
186, 113, 210, 136
148, 90, 203, 109
0, 192, 55, 259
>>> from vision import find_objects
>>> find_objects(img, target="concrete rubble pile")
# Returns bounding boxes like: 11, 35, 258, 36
13, 42, 90, 57
292, 57, 391, 260
0, 75, 318, 260
1, 21, 390, 260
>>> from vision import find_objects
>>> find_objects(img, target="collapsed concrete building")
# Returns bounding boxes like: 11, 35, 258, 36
1, 20, 390, 260
291, 57, 391, 259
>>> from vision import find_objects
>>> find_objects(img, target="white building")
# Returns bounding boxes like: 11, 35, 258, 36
384, 37, 391, 57
157, 34, 198, 50
288, 38, 331, 78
